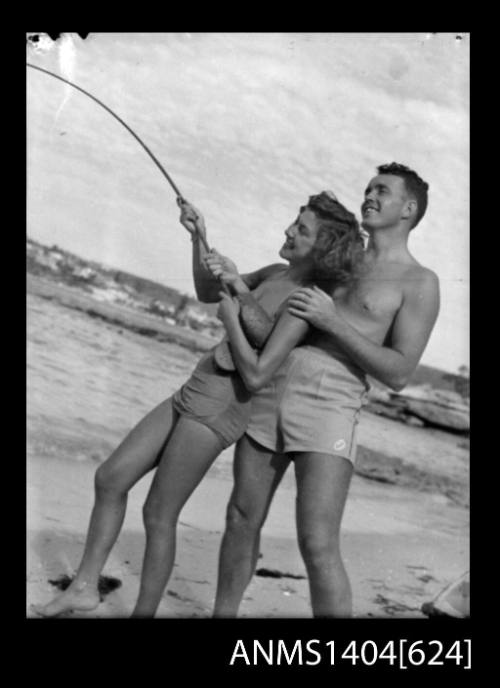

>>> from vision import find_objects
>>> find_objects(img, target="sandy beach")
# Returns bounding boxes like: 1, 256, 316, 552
27, 279, 469, 618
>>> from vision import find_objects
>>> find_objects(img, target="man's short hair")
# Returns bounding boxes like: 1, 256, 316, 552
306, 192, 364, 285
377, 162, 429, 228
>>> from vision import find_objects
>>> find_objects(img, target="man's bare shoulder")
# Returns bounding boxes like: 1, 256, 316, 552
364, 257, 439, 293
403, 262, 439, 288
401, 263, 440, 309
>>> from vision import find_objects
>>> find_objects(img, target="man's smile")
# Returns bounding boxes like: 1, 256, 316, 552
362, 203, 379, 216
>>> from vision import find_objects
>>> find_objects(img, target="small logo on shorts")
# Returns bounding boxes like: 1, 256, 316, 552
334, 439, 347, 452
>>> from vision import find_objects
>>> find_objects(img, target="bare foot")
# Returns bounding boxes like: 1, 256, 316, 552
32, 582, 100, 617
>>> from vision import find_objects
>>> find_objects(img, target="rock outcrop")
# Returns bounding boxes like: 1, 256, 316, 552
366, 384, 470, 433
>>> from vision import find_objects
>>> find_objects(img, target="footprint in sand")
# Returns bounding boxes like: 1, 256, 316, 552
373, 593, 421, 616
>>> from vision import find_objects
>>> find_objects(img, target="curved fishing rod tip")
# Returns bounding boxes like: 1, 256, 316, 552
28, 62, 184, 200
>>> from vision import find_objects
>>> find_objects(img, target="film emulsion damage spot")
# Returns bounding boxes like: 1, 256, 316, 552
27, 32, 89, 45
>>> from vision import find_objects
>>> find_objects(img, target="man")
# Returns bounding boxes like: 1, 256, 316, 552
212, 163, 440, 617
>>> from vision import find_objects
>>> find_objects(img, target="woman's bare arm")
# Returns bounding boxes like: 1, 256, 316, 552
177, 200, 223, 303
205, 255, 288, 347
218, 294, 309, 392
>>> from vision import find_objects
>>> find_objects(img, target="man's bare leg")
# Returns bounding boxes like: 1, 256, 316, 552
33, 397, 179, 617
131, 417, 225, 617
294, 452, 353, 617
213, 435, 290, 618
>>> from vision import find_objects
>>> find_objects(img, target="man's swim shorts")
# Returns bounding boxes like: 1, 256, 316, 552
246, 344, 368, 463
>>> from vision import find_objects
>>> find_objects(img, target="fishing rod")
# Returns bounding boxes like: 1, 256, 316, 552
27, 63, 184, 197
26, 62, 215, 256
28, 61, 236, 369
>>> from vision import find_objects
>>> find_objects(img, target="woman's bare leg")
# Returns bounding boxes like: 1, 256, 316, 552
131, 417, 225, 618
294, 452, 353, 618
33, 397, 179, 617
213, 435, 290, 618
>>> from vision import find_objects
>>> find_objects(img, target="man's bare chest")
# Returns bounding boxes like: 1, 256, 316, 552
334, 275, 404, 328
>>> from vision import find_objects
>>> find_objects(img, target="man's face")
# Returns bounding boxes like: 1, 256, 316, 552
279, 208, 320, 263
361, 174, 411, 231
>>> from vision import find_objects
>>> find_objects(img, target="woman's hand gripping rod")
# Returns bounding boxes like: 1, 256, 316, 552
177, 198, 236, 370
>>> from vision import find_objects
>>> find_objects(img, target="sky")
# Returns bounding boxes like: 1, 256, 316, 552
26, 32, 469, 373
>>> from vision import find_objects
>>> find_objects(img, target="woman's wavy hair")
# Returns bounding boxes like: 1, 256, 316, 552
306, 192, 364, 287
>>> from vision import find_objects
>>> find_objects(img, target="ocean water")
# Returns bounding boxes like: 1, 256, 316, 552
27, 291, 203, 464
27, 288, 469, 499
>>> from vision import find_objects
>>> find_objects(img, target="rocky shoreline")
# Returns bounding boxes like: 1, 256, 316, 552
27, 273, 219, 354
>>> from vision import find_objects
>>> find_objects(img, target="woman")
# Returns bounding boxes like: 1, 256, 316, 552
34, 192, 362, 618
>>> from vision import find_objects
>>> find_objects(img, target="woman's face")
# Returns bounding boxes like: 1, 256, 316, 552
279, 208, 320, 264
